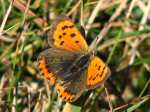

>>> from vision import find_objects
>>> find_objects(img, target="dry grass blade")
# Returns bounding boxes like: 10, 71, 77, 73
11, 87, 17, 112
66, 0, 82, 16
87, 0, 105, 26
126, 0, 137, 19
13, 0, 47, 28
0, 0, 14, 41
109, 0, 127, 22
129, 0, 150, 65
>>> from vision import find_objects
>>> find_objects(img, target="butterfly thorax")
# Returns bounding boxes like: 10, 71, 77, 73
68, 54, 90, 73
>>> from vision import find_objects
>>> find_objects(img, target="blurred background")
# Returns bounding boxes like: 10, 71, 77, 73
0, 0, 150, 112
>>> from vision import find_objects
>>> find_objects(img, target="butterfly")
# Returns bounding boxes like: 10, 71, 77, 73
38, 16, 111, 102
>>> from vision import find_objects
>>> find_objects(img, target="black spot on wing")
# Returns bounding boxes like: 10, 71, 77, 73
60, 41, 64, 45
62, 27, 65, 30
62, 25, 69, 30
98, 66, 101, 70
92, 77, 96, 81
69, 25, 74, 28
75, 40, 79, 43
63, 32, 66, 35
59, 35, 62, 39
96, 73, 99, 77
70, 33, 76, 37
99, 66, 106, 77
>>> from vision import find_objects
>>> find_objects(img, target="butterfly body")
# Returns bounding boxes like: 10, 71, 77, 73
38, 16, 111, 102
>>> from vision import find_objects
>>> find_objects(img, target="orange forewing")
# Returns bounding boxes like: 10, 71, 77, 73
86, 56, 111, 89
49, 16, 88, 53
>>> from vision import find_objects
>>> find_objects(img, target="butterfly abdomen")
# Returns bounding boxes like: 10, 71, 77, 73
69, 54, 90, 73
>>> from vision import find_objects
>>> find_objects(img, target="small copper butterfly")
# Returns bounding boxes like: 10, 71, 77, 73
38, 16, 111, 102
